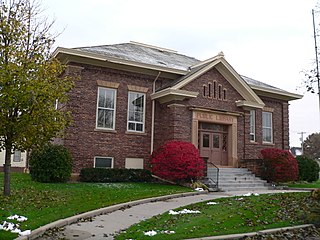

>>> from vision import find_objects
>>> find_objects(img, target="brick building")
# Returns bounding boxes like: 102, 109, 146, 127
52, 41, 302, 174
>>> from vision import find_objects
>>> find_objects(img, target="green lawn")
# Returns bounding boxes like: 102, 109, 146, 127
287, 179, 320, 188
0, 173, 192, 240
115, 192, 319, 240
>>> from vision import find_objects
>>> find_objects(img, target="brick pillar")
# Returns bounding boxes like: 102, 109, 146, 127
282, 102, 290, 150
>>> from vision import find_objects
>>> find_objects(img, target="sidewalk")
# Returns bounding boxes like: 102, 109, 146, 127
29, 189, 306, 240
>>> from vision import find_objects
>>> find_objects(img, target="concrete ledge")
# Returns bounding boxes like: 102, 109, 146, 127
15, 191, 205, 240
185, 224, 315, 240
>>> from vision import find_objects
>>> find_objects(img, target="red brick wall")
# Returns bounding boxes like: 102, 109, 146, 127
64, 63, 159, 172
242, 97, 290, 161
63, 63, 290, 174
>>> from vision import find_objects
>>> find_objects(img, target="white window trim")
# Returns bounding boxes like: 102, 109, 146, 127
262, 111, 273, 143
96, 87, 117, 130
127, 91, 146, 133
94, 156, 114, 168
249, 110, 256, 142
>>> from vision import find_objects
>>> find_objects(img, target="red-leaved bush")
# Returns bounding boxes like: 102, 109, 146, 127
150, 141, 205, 182
261, 148, 299, 183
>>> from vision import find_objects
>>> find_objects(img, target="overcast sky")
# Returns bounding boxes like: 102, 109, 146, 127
44, 0, 319, 147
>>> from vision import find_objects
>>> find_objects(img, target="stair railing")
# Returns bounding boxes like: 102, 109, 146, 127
206, 161, 219, 190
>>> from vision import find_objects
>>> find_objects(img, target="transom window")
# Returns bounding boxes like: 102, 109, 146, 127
94, 157, 113, 168
249, 110, 256, 142
262, 111, 273, 143
127, 91, 145, 132
96, 87, 116, 129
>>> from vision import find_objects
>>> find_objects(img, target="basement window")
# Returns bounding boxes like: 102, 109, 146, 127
94, 157, 113, 168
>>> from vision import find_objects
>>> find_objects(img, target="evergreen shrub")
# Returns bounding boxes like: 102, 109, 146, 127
150, 141, 205, 182
261, 148, 298, 183
296, 155, 320, 182
79, 168, 153, 182
29, 144, 72, 183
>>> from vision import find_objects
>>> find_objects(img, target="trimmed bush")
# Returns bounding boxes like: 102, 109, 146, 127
296, 155, 320, 182
150, 141, 205, 182
29, 144, 72, 183
261, 148, 298, 183
79, 168, 153, 182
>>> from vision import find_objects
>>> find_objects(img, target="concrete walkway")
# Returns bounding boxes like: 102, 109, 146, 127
27, 189, 307, 240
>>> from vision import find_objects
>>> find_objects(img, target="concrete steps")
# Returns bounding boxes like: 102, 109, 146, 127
207, 167, 270, 192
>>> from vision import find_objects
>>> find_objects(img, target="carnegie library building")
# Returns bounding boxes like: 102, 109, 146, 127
50, 41, 302, 175
1, 41, 302, 175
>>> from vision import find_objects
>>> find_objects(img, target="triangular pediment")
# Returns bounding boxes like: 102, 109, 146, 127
153, 54, 265, 108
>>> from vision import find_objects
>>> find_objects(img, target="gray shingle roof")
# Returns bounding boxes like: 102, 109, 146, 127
73, 42, 287, 94
241, 75, 287, 93
74, 42, 200, 71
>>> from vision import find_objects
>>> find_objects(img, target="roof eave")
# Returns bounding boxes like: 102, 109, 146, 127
251, 86, 303, 101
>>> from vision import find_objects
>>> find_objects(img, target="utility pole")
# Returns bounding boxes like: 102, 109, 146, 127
312, 9, 320, 121
298, 132, 306, 155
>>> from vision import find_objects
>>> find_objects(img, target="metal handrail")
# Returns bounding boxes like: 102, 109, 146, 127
206, 161, 219, 189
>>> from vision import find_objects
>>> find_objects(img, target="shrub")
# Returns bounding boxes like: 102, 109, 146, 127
150, 141, 205, 182
261, 148, 298, 183
29, 144, 72, 183
79, 168, 153, 182
296, 156, 320, 182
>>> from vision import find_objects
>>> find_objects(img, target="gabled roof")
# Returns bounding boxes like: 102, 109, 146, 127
152, 54, 265, 108
53, 41, 302, 104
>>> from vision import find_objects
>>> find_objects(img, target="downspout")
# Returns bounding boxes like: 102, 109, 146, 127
151, 71, 162, 154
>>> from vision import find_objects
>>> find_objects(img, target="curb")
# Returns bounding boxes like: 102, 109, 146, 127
185, 224, 316, 240
15, 191, 205, 240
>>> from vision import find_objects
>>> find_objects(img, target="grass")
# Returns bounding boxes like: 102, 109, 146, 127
115, 192, 319, 240
286, 179, 320, 188
0, 173, 192, 240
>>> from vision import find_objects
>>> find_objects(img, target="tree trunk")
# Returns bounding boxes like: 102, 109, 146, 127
3, 146, 12, 196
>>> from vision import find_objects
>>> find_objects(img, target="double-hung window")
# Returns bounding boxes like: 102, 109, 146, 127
262, 111, 273, 143
127, 91, 145, 132
249, 110, 256, 142
96, 87, 116, 130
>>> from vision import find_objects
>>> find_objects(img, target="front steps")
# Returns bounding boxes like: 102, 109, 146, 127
207, 167, 271, 192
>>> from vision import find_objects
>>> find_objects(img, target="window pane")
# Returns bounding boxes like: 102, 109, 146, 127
202, 134, 209, 148
13, 150, 21, 162
128, 122, 135, 131
104, 110, 114, 129
95, 157, 112, 168
136, 123, 143, 132
213, 134, 220, 148
97, 109, 106, 127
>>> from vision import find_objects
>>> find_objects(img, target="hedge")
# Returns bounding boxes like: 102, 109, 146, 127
79, 168, 153, 182
296, 155, 320, 182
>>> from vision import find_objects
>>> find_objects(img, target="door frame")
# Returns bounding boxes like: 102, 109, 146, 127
191, 109, 240, 167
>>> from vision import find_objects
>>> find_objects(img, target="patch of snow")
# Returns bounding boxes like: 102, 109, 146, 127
144, 230, 157, 236
242, 192, 260, 197
207, 201, 218, 205
7, 215, 28, 222
194, 187, 204, 192
161, 230, 175, 234
236, 197, 244, 201
169, 208, 201, 215
20, 230, 31, 236
0, 215, 31, 236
